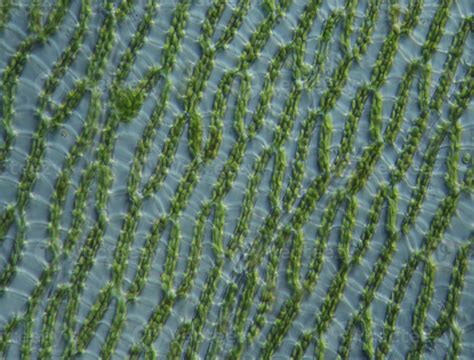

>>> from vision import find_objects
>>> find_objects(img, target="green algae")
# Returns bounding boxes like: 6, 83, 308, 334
0, 1, 473, 359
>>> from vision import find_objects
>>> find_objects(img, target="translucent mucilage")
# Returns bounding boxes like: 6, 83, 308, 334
0, 0, 473, 358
